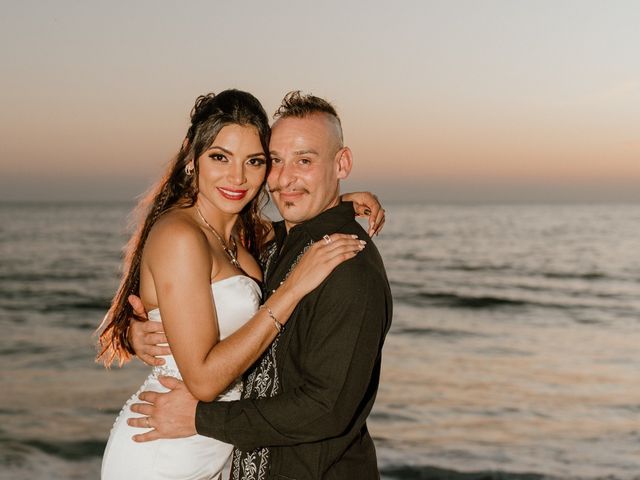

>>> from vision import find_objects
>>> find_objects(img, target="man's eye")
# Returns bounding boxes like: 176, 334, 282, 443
272, 157, 282, 164
299, 158, 311, 165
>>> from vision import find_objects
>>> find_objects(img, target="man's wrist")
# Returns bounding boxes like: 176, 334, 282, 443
194, 399, 229, 441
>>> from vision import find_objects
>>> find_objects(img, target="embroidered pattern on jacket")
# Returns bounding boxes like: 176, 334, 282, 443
260, 241, 278, 281
231, 239, 313, 480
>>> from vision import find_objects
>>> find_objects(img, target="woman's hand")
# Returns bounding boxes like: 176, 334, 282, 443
127, 295, 170, 366
340, 192, 386, 236
283, 233, 366, 301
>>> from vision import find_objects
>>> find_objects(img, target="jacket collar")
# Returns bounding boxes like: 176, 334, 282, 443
275, 201, 356, 244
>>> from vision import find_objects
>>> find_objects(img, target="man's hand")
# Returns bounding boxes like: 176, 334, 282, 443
127, 376, 198, 442
128, 295, 171, 366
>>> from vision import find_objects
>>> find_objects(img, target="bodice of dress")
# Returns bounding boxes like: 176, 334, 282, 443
147, 275, 262, 381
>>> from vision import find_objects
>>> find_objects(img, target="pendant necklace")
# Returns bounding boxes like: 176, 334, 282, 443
194, 205, 242, 269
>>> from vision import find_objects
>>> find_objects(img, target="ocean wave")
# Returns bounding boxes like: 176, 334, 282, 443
0, 272, 101, 282
388, 261, 627, 284
0, 408, 28, 415
390, 279, 425, 289
41, 300, 110, 312
444, 264, 513, 274
542, 271, 607, 281
0, 343, 51, 356
394, 290, 636, 315
0, 437, 106, 463
369, 410, 416, 422
398, 292, 529, 309
0, 295, 110, 313
393, 326, 484, 338
446, 266, 612, 282
380, 464, 560, 480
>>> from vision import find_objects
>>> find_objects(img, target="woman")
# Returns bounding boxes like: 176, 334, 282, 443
98, 89, 383, 479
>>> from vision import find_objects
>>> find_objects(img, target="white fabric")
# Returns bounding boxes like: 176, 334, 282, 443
102, 275, 261, 480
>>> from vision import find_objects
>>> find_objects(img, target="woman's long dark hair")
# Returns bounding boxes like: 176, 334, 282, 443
97, 89, 271, 367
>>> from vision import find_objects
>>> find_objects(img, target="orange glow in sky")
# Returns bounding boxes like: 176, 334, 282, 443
1, 1, 638, 202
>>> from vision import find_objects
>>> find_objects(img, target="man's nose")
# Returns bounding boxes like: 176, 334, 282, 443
273, 162, 294, 188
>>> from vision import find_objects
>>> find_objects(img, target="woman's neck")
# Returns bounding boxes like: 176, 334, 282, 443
193, 201, 239, 242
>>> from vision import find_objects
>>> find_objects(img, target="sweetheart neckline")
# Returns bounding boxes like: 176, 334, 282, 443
210, 274, 260, 289
147, 274, 261, 317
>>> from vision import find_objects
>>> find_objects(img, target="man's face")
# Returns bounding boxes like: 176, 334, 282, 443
268, 113, 348, 230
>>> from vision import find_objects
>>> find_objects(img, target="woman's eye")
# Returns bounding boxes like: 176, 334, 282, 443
210, 154, 227, 162
248, 157, 266, 166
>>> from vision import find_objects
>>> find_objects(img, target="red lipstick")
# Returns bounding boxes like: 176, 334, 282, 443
217, 187, 248, 200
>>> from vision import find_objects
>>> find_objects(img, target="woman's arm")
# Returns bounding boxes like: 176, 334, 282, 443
145, 219, 366, 402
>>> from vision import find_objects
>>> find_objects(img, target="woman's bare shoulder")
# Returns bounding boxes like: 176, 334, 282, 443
146, 208, 208, 254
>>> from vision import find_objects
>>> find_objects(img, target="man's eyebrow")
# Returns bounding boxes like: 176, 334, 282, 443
208, 145, 265, 157
294, 149, 319, 156
268, 149, 319, 156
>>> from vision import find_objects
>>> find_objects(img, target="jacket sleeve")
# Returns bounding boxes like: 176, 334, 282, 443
194, 261, 391, 451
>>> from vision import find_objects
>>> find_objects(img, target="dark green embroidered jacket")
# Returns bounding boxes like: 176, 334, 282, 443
196, 202, 393, 479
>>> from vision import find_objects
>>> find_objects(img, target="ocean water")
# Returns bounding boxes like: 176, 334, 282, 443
1, 202, 639, 480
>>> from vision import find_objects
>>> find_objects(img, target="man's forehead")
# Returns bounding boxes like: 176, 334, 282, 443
270, 114, 340, 150
272, 114, 325, 132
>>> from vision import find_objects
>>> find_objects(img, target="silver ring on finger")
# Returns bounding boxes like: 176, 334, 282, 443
323, 234, 332, 245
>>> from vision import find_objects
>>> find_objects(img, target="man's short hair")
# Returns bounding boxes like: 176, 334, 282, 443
274, 91, 343, 144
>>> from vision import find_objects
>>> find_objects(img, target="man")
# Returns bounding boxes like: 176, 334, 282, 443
128, 91, 392, 479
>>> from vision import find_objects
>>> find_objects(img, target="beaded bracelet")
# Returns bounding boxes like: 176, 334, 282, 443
260, 305, 284, 333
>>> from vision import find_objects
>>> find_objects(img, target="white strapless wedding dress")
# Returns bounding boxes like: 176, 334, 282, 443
102, 275, 261, 480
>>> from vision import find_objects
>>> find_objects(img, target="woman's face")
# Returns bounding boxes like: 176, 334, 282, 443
196, 124, 267, 216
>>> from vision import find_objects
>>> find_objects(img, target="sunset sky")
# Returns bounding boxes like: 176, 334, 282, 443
1, 0, 638, 202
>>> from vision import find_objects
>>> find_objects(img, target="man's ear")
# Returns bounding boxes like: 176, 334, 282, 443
336, 147, 353, 180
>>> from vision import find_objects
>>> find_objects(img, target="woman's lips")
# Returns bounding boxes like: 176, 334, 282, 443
217, 187, 248, 200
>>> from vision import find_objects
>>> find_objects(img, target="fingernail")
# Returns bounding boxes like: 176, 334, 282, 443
351, 234, 358, 239
359, 240, 367, 246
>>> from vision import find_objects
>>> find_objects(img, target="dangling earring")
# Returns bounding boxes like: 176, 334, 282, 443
185, 162, 195, 176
